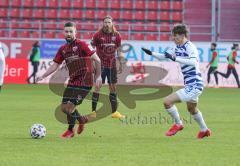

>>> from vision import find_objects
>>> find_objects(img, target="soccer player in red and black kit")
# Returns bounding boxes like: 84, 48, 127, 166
91, 16, 125, 118
217, 43, 240, 88
37, 22, 102, 138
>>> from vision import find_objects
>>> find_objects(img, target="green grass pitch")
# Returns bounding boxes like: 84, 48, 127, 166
0, 84, 239, 166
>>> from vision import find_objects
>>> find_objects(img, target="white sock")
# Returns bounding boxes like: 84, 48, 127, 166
193, 111, 208, 131
166, 105, 182, 125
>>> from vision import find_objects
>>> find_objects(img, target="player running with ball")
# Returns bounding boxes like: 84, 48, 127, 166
142, 24, 211, 139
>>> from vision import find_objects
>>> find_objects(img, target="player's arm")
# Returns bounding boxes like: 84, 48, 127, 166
141, 48, 168, 61
36, 62, 60, 82
233, 51, 239, 64
91, 53, 102, 88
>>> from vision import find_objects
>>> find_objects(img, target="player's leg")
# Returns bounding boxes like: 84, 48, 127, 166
33, 62, 39, 84
0, 53, 5, 92
231, 68, 240, 88
107, 67, 125, 118
218, 68, 231, 78
207, 67, 213, 84
213, 71, 219, 86
163, 92, 183, 136
186, 102, 211, 139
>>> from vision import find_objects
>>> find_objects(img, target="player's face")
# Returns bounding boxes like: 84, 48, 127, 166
64, 26, 76, 43
211, 44, 215, 50
103, 18, 113, 33
172, 34, 185, 45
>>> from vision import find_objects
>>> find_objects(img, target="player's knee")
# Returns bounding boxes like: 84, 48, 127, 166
187, 105, 197, 114
61, 102, 74, 114
163, 98, 172, 109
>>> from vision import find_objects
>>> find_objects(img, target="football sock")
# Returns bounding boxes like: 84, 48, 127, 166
166, 105, 182, 125
0, 86, 1, 92
67, 113, 75, 131
92, 92, 99, 112
193, 111, 208, 131
72, 109, 88, 124
109, 93, 117, 113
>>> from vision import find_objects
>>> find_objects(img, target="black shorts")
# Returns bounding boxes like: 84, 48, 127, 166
101, 67, 117, 84
62, 86, 92, 105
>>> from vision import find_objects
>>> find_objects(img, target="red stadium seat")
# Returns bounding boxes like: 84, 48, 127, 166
22, 0, 33, 7
0, 8, 8, 17
56, 32, 65, 39
19, 31, 30, 38
147, 11, 158, 21
120, 32, 129, 40
43, 31, 55, 38
36, 0, 46, 7
0, 19, 8, 28
110, 10, 120, 20
0, 30, 9, 37
81, 32, 94, 39
160, 1, 170, 10
11, 0, 21, 7
118, 21, 130, 31
132, 22, 145, 31
172, 1, 183, 10
160, 22, 170, 32
146, 22, 158, 32
48, 0, 58, 8
146, 33, 158, 41
11, 19, 19, 28
85, 10, 95, 19
59, 9, 70, 19
121, 10, 132, 21
34, 9, 45, 19
10, 31, 18, 38
96, 10, 108, 20
122, 0, 133, 9
134, 11, 145, 21
172, 12, 182, 21
19, 19, 31, 29
9, 8, 20, 18
32, 31, 41, 38
97, 0, 108, 9
148, 0, 158, 10
160, 11, 170, 21
72, 0, 83, 8
160, 34, 170, 41
31, 20, 41, 29
22, 9, 33, 19
46, 9, 58, 19
0, 0, 9, 7
80, 21, 95, 31
135, 0, 145, 10
43, 20, 57, 29
60, 0, 71, 8
110, 0, 120, 9
132, 33, 145, 40
71, 10, 83, 19
85, 0, 95, 8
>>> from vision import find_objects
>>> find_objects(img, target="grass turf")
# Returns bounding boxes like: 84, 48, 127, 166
0, 84, 239, 166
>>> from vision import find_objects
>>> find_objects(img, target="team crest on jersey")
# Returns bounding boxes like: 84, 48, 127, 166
112, 36, 116, 41
72, 46, 78, 52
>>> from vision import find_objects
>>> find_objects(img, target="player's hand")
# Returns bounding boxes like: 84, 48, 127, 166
142, 48, 152, 55
95, 76, 102, 89
164, 52, 176, 61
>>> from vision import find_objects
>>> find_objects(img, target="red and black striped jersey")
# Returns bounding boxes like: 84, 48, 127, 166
92, 30, 121, 68
54, 39, 95, 87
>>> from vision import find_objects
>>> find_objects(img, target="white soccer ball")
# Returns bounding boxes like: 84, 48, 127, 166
30, 124, 46, 139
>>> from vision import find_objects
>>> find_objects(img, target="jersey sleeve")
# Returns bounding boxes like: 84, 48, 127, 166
116, 33, 121, 48
91, 33, 98, 47
53, 46, 64, 64
186, 43, 198, 59
81, 41, 95, 57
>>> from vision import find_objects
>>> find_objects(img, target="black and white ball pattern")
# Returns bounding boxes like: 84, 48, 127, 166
30, 124, 46, 139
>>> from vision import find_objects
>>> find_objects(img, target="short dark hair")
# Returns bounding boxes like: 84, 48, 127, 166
64, 22, 76, 28
232, 43, 239, 50
211, 43, 217, 47
172, 24, 189, 37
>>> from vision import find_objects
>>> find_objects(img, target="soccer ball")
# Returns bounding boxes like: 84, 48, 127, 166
30, 124, 46, 139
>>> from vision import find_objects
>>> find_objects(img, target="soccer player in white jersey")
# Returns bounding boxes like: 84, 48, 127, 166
142, 24, 211, 139
0, 43, 5, 92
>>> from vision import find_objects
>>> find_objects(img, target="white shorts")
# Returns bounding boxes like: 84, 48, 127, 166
176, 86, 203, 103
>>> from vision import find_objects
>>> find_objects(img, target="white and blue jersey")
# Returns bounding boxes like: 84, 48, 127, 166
175, 41, 204, 91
